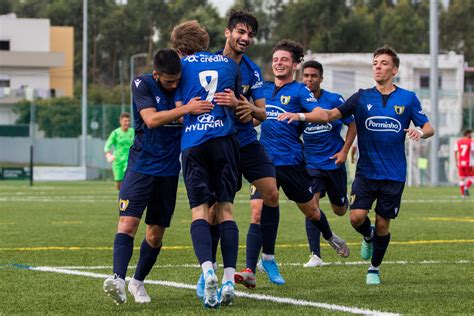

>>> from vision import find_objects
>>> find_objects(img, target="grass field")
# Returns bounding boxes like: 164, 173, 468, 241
0, 180, 473, 315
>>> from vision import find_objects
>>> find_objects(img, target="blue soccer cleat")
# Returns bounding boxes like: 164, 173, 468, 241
218, 281, 235, 306
203, 269, 220, 309
361, 239, 373, 260
366, 270, 381, 285
196, 272, 205, 300
259, 258, 285, 285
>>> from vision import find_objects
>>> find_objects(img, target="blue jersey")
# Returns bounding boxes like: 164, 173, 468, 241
130, 74, 182, 176
216, 50, 265, 147
304, 89, 354, 170
338, 86, 429, 182
260, 81, 319, 166
175, 52, 240, 151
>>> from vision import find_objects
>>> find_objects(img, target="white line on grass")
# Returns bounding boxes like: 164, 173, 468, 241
48, 259, 472, 270
29, 266, 399, 316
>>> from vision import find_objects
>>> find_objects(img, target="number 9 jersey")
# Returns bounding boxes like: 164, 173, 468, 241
175, 52, 240, 151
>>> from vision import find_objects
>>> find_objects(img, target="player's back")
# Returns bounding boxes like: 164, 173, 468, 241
456, 137, 472, 167
176, 52, 240, 151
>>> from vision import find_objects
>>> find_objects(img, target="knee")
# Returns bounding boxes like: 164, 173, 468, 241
350, 212, 365, 228
146, 232, 163, 248
262, 187, 279, 207
117, 217, 139, 236
332, 205, 347, 216
307, 208, 321, 221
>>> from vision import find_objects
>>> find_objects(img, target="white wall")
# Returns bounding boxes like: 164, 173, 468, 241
0, 17, 50, 52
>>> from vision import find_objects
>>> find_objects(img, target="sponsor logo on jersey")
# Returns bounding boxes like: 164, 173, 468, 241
280, 95, 291, 105
119, 199, 129, 211
367, 103, 373, 111
418, 109, 426, 115
304, 122, 333, 134
185, 113, 224, 132
134, 79, 141, 88
394, 105, 405, 115
254, 70, 261, 81
184, 54, 229, 63
251, 81, 263, 89
155, 96, 161, 104
242, 85, 250, 95
365, 116, 401, 133
306, 92, 318, 102
266, 104, 286, 120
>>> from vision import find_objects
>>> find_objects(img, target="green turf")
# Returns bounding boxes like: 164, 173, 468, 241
0, 181, 473, 314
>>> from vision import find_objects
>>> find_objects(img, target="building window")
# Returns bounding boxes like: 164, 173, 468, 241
420, 73, 441, 88
0, 80, 10, 88
0, 40, 10, 50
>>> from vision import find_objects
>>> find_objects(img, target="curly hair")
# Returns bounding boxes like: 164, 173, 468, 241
272, 39, 304, 64
227, 9, 258, 37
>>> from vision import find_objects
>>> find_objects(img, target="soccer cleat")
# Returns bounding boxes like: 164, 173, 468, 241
259, 258, 285, 285
366, 270, 381, 285
128, 277, 151, 304
218, 281, 235, 306
465, 189, 470, 197
327, 234, 350, 258
103, 275, 127, 305
203, 269, 220, 309
303, 253, 323, 268
234, 268, 256, 289
196, 272, 205, 300
361, 239, 374, 260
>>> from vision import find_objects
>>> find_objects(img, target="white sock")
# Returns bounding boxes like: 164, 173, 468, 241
222, 267, 235, 284
262, 253, 274, 261
369, 264, 379, 271
201, 261, 214, 275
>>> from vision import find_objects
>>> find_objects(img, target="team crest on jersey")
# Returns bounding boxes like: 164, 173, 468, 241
155, 96, 161, 104
394, 105, 405, 115
280, 95, 291, 105
242, 85, 250, 95
119, 199, 129, 211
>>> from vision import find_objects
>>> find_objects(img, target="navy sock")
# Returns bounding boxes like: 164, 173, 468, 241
311, 209, 333, 240
355, 217, 373, 241
134, 239, 161, 281
220, 221, 239, 268
210, 224, 220, 264
190, 219, 212, 265
371, 233, 391, 268
305, 217, 321, 257
246, 223, 262, 272
260, 204, 279, 255
113, 233, 134, 280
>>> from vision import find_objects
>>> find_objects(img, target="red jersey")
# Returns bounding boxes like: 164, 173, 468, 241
455, 138, 472, 167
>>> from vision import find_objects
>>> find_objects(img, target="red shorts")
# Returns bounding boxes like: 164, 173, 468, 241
458, 166, 473, 177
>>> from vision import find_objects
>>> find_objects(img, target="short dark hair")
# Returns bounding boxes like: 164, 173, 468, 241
170, 20, 209, 56
272, 39, 304, 64
302, 60, 323, 76
119, 112, 130, 119
153, 48, 181, 75
373, 45, 400, 68
227, 9, 258, 37
463, 129, 472, 136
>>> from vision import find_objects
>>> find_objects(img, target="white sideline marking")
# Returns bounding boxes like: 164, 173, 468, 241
50, 259, 471, 270
29, 266, 399, 315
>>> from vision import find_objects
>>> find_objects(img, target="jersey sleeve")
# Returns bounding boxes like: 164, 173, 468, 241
410, 93, 429, 127
250, 66, 264, 101
104, 130, 116, 152
299, 85, 319, 112
132, 77, 155, 112
337, 92, 359, 118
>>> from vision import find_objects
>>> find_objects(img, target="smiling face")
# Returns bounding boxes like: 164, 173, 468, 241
272, 50, 296, 81
119, 116, 130, 130
302, 67, 323, 94
372, 53, 398, 85
225, 23, 254, 55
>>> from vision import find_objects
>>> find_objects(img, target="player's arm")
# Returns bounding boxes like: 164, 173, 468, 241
104, 131, 116, 163
405, 122, 435, 141
236, 96, 266, 122
405, 94, 435, 141
331, 121, 357, 165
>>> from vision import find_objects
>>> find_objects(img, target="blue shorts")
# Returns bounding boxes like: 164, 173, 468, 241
238, 141, 276, 191
307, 166, 348, 207
118, 171, 178, 227
182, 134, 240, 209
350, 175, 405, 219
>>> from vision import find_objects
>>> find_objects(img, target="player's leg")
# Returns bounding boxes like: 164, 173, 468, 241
304, 169, 325, 267
113, 161, 126, 190
325, 166, 349, 216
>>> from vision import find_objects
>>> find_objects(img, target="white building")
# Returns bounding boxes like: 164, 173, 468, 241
304, 52, 465, 136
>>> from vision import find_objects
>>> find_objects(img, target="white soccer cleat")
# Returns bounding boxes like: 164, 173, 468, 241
203, 269, 220, 309
103, 276, 127, 305
327, 233, 350, 258
128, 277, 151, 304
303, 253, 323, 268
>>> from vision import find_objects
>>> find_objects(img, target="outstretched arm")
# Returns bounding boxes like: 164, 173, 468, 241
331, 121, 357, 165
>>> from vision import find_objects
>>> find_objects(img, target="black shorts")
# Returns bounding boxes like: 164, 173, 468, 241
182, 134, 240, 209
350, 175, 405, 219
118, 171, 178, 227
250, 164, 313, 203
237, 141, 276, 191
307, 166, 348, 207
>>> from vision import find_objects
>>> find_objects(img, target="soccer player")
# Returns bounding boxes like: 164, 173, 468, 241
455, 129, 473, 197
171, 20, 241, 308
103, 48, 214, 305
258, 39, 349, 278
299, 60, 357, 267
104, 113, 134, 190
322, 45, 435, 284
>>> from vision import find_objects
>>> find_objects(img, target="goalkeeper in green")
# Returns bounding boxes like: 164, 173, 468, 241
104, 112, 135, 189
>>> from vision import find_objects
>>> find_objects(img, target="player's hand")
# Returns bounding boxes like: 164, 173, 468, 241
236, 95, 253, 120
214, 89, 238, 108
331, 151, 348, 165
277, 112, 299, 124
106, 152, 115, 163
404, 128, 423, 141
186, 97, 214, 115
